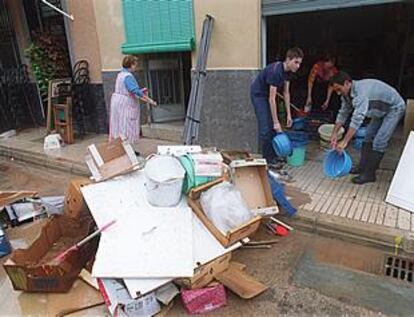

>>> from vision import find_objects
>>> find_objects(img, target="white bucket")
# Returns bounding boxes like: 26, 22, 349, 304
318, 124, 345, 149
144, 155, 185, 207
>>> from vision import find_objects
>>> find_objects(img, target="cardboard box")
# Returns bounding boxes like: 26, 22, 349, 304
175, 252, 232, 289
404, 99, 414, 140
229, 159, 279, 216
85, 138, 140, 182
3, 178, 97, 293
64, 178, 91, 219
188, 178, 262, 247
3, 214, 96, 292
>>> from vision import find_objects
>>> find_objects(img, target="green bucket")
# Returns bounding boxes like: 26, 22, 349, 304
287, 146, 306, 167
179, 154, 215, 194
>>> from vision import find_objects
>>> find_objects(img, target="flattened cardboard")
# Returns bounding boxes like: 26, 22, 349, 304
188, 178, 262, 247
175, 253, 232, 289
86, 138, 140, 182
215, 264, 268, 299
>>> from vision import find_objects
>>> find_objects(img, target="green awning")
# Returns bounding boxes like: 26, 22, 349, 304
122, 0, 195, 54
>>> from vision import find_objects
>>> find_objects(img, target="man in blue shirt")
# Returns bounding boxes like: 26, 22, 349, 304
250, 47, 304, 164
330, 71, 406, 184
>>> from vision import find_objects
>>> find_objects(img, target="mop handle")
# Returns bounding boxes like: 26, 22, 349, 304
275, 92, 301, 112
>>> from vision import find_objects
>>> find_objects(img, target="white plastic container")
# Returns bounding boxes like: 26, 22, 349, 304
318, 124, 345, 149
144, 155, 185, 207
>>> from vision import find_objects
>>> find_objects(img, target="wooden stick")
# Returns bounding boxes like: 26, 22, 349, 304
241, 245, 272, 250
246, 239, 279, 246
270, 217, 294, 231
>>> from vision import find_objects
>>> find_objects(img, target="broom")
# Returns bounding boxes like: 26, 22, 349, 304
52, 219, 116, 264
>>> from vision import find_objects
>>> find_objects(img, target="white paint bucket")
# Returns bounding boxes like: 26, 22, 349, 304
144, 155, 185, 207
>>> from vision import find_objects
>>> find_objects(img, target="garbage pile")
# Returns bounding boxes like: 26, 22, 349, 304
1, 138, 296, 316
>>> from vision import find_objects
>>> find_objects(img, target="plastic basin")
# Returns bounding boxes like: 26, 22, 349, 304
292, 117, 305, 131
272, 133, 293, 158
323, 150, 352, 178
318, 124, 344, 142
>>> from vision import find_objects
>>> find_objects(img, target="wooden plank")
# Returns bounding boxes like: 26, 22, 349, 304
383, 205, 398, 228
215, 266, 268, 299
339, 198, 354, 218
353, 201, 366, 220
376, 204, 387, 225
397, 208, 411, 231
368, 203, 379, 223
360, 202, 372, 222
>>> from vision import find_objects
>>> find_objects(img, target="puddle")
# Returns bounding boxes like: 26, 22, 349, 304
293, 237, 414, 315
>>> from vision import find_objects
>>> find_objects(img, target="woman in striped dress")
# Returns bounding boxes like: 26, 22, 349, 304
109, 55, 157, 153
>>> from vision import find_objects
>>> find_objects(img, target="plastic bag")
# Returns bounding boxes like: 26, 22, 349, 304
200, 182, 253, 234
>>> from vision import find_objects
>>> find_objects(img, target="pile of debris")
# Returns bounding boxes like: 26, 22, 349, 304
1, 138, 296, 316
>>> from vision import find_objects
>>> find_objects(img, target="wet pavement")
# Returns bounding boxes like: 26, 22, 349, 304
1, 158, 413, 316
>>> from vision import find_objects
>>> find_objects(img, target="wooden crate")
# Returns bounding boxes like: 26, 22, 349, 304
188, 178, 262, 247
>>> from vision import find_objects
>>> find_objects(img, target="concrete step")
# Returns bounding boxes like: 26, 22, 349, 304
0, 143, 89, 176
141, 123, 183, 143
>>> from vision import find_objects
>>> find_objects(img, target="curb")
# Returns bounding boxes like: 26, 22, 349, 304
0, 144, 89, 176
279, 210, 403, 252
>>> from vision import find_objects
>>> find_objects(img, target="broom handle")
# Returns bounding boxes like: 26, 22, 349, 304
76, 219, 117, 248
275, 92, 301, 112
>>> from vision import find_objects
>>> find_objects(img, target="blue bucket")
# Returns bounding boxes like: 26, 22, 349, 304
323, 150, 352, 178
292, 117, 306, 131
0, 229, 11, 258
272, 133, 292, 158
355, 126, 367, 138
285, 131, 309, 143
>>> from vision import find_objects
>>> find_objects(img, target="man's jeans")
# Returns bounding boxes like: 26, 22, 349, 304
251, 94, 276, 162
364, 103, 405, 152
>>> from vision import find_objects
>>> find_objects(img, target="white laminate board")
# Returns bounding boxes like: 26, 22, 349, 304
81, 171, 193, 278
123, 214, 245, 298
386, 132, 414, 213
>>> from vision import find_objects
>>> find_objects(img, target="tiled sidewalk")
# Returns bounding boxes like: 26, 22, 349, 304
286, 160, 413, 233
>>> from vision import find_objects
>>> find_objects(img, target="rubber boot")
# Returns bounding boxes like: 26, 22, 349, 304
352, 149, 384, 185
350, 141, 371, 174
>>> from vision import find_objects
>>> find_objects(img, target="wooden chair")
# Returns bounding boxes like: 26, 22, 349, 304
52, 97, 74, 144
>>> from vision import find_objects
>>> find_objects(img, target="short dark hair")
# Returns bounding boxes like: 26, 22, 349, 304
122, 55, 138, 68
286, 47, 304, 60
330, 71, 352, 86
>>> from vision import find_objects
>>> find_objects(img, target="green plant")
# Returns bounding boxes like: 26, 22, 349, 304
24, 31, 71, 102
25, 43, 55, 101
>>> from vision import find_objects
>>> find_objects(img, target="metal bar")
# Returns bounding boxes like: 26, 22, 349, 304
40, 0, 74, 21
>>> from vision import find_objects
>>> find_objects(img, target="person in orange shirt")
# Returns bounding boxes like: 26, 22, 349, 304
305, 55, 338, 112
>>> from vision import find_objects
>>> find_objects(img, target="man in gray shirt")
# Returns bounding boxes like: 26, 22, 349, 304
330, 71, 406, 185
